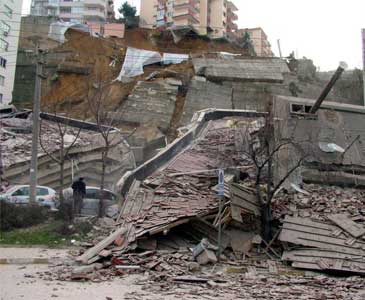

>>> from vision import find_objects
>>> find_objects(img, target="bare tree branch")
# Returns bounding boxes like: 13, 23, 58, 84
39, 118, 61, 164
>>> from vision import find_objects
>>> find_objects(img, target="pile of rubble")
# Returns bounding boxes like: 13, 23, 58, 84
273, 183, 365, 221
40, 111, 365, 290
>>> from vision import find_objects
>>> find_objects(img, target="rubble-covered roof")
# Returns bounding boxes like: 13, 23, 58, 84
117, 116, 261, 250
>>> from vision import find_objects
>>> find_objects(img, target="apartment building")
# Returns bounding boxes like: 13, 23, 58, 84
0, 0, 22, 105
235, 27, 274, 57
139, 0, 238, 38
30, 0, 114, 23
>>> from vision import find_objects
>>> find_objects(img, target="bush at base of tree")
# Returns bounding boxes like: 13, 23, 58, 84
0, 202, 49, 231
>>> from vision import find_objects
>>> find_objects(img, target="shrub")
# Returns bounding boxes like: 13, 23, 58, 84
0, 202, 49, 231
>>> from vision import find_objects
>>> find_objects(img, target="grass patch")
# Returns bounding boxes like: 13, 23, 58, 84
0, 221, 87, 247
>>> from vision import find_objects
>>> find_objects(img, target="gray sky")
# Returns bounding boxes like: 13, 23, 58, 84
23, 0, 365, 71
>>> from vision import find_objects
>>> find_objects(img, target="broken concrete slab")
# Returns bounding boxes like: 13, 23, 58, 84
181, 78, 232, 124
118, 79, 180, 131
196, 249, 217, 265
193, 58, 289, 83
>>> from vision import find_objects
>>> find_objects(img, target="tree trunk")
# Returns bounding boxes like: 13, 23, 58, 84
261, 202, 273, 242
99, 150, 107, 218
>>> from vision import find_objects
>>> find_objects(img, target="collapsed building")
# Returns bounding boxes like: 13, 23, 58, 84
56, 100, 365, 286
5, 23, 365, 292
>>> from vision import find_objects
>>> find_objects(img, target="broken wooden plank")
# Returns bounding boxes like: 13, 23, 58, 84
282, 249, 365, 261
327, 214, 365, 238
77, 227, 127, 264
230, 183, 261, 216
291, 261, 365, 275
279, 227, 365, 256
172, 276, 226, 284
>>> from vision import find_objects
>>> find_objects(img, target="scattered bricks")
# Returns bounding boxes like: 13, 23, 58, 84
114, 235, 125, 247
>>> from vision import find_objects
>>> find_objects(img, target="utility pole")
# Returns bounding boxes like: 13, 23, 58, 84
362, 29, 365, 106
277, 39, 282, 58
29, 46, 44, 204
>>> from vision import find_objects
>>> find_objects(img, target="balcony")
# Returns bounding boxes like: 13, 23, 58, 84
173, 8, 199, 24
46, 0, 59, 8
228, 11, 238, 21
83, 9, 106, 20
84, 0, 106, 8
173, 0, 200, 13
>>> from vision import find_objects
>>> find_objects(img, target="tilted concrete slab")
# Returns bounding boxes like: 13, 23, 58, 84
193, 58, 290, 83
118, 79, 181, 131
181, 77, 233, 125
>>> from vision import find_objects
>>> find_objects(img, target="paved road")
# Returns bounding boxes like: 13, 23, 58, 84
0, 247, 159, 300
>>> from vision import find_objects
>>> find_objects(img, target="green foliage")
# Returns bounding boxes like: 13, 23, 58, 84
0, 220, 93, 246
0, 202, 49, 231
118, 1, 137, 27
0, 222, 67, 246
241, 31, 256, 57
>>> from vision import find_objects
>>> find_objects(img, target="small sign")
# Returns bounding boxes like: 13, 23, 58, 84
218, 169, 225, 196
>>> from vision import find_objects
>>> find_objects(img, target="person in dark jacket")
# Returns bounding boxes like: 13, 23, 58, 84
72, 177, 86, 215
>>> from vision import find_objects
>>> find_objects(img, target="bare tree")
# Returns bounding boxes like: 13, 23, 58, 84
86, 79, 135, 217
39, 102, 82, 220
239, 113, 311, 241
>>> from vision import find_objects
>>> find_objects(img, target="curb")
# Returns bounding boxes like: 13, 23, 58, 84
0, 258, 50, 265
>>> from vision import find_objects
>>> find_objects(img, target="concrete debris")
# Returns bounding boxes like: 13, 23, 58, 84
193, 58, 290, 83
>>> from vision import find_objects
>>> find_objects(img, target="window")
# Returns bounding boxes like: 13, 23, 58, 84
37, 187, 49, 196
0, 39, 9, 51
85, 188, 98, 199
60, 7, 71, 13
290, 103, 314, 115
0, 75, 5, 86
71, 7, 83, 13
12, 187, 30, 196
3, 5, 13, 18
0, 21, 10, 35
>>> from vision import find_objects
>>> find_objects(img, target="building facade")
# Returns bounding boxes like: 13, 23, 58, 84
235, 27, 274, 57
30, 0, 114, 23
139, 0, 238, 38
0, 0, 22, 105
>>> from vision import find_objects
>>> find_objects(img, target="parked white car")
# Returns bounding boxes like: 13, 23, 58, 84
0, 185, 59, 209
63, 186, 120, 217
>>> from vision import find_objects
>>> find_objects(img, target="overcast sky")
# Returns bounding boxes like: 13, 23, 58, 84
23, 0, 365, 71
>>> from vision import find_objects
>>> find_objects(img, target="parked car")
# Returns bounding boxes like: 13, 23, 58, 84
63, 186, 120, 217
0, 185, 59, 209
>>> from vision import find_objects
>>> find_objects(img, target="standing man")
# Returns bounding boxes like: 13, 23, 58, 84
72, 177, 86, 215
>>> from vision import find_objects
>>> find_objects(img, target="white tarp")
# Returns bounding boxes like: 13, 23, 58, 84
116, 47, 162, 80
162, 53, 189, 65
48, 21, 89, 43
